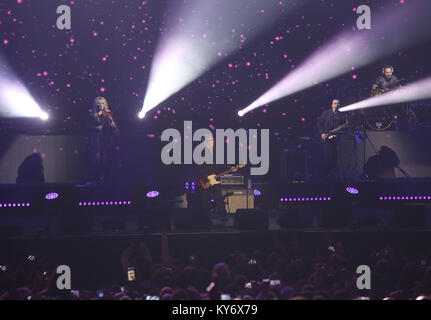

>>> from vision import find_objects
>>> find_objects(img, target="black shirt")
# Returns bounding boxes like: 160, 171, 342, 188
89, 109, 118, 136
196, 148, 230, 183
88, 109, 118, 154
317, 109, 343, 135
373, 75, 400, 93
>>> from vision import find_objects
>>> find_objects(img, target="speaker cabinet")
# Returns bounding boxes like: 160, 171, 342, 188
171, 208, 210, 229
222, 187, 254, 213
281, 150, 308, 180
390, 205, 426, 228
234, 209, 268, 230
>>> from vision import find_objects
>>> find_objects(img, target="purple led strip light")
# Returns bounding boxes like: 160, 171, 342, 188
379, 195, 431, 201
78, 201, 132, 206
280, 197, 332, 202
0, 203, 31, 208
185, 182, 195, 189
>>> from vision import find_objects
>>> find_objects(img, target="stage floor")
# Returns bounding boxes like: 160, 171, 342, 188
1, 178, 431, 238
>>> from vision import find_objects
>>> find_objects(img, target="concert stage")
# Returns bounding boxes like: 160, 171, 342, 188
1, 178, 430, 238
1, 179, 431, 294
2, 0, 431, 301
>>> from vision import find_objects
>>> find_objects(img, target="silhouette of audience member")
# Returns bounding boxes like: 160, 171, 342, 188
120, 241, 153, 282
1, 240, 431, 300
364, 146, 400, 179
16, 153, 45, 184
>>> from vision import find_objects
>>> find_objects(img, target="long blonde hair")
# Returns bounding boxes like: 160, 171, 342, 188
93, 96, 108, 110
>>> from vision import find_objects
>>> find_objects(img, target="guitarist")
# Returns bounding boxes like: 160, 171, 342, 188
196, 135, 238, 219
317, 99, 347, 178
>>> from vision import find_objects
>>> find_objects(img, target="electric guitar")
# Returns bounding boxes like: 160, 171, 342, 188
371, 80, 401, 97
324, 122, 348, 141
371, 89, 389, 97
199, 164, 246, 190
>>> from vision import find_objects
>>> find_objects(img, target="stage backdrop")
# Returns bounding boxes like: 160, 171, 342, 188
1, 128, 431, 185
337, 128, 431, 179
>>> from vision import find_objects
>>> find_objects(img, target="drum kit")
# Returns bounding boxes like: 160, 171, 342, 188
344, 89, 406, 131
318, 87, 417, 181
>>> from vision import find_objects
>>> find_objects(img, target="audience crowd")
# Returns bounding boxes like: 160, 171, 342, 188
1, 233, 431, 300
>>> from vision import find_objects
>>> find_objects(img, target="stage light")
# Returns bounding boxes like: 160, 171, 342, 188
378, 194, 431, 201
239, 0, 431, 116
339, 76, 431, 113
0, 202, 30, 208
40, 112, 49, 120
253, 189, 261, 197
140, 0, 295, 117
146, 190, 160, 198
45, 192, 59, 200
138, 111, 146, 119
0, 55, 48, 119
346, 187, 359, 195
280, 196, 332, 202
78, 201, 132, 206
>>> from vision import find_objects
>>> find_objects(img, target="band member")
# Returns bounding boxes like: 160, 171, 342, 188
371, 65, 401, 96
89, 96, 119, 184
196, 134, 237, 220
317, 99, 347, 178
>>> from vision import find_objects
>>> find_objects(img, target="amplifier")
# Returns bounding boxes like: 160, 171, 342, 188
281, 150, 307, 180
221, 174, 244, 185
221, 187, 254, 213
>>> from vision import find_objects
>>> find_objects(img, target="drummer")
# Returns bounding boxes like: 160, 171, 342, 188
371, 65, 401, 96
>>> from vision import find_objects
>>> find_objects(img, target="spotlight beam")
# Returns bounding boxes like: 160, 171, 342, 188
239, 0, 431, 116
339, 76, 431, 113
0, 55, 47, 119
140, 0, 299, 118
